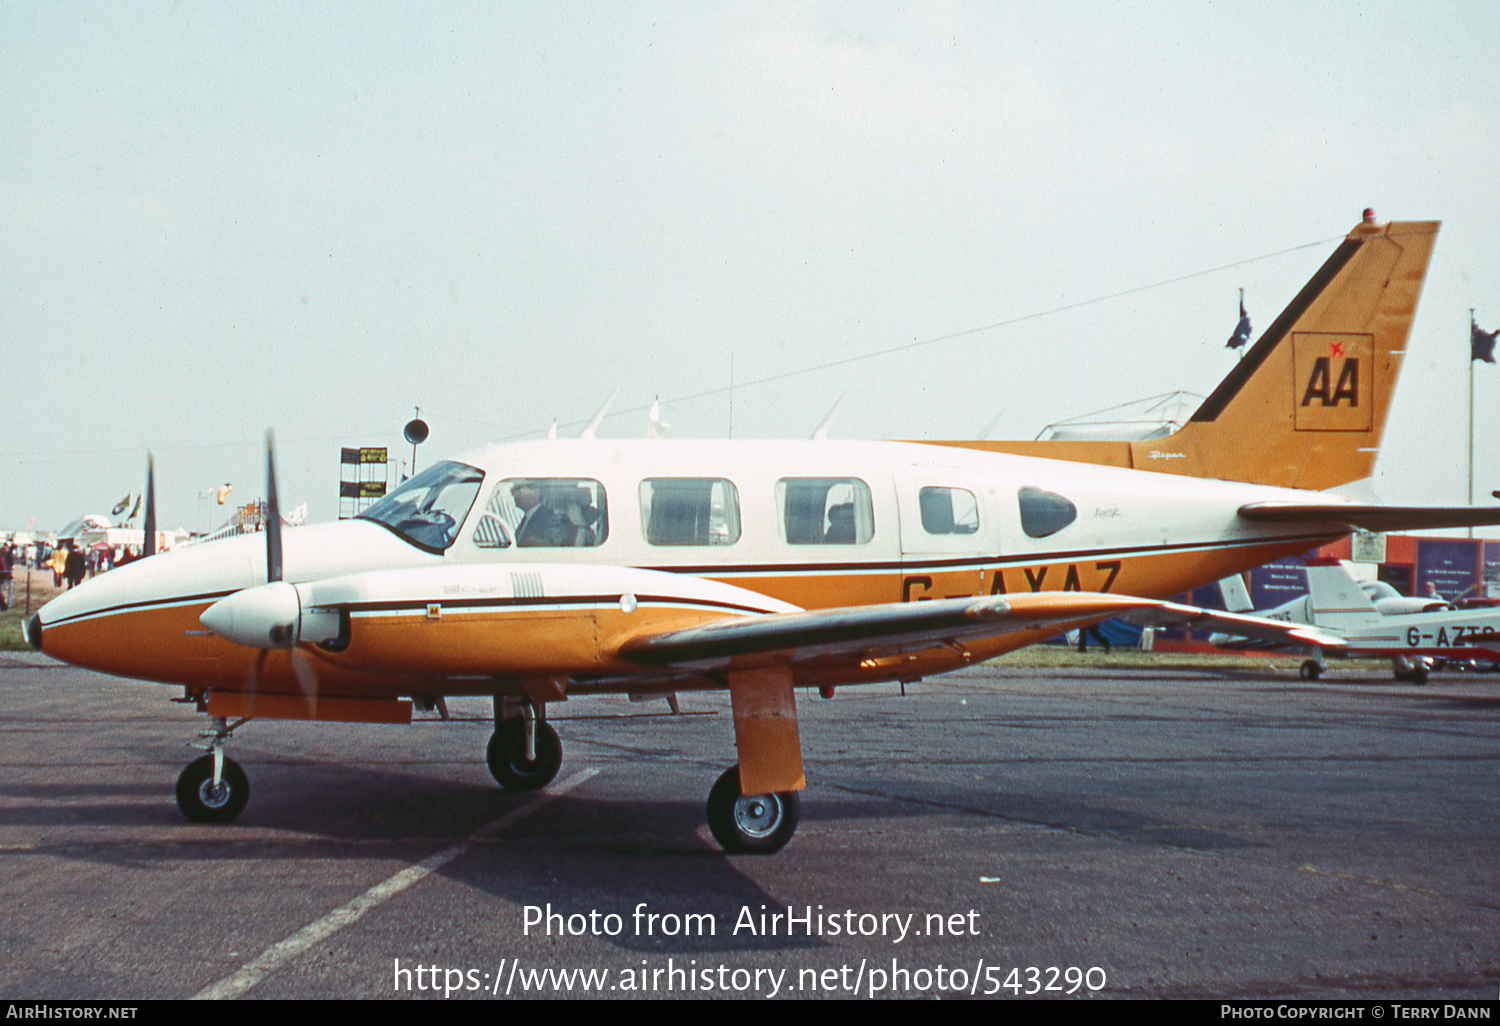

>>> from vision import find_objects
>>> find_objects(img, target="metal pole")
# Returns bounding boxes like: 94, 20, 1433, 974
1471, 309, 1476, 538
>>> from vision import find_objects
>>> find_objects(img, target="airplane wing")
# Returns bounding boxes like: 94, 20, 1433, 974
619, 591, 1347, 672
1237, 502, 1500, 533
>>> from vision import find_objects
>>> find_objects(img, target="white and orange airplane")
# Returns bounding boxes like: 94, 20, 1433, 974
28, 213, 1499, 853
1211, 559, 1500, 684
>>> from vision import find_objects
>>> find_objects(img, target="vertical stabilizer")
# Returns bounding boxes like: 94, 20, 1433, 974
924, 216, 1439, 490
1217, 574, 1253, 614
1304, 562, 1380, 633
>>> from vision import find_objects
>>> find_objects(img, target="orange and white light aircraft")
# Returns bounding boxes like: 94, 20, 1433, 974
28, 213, 1500, 853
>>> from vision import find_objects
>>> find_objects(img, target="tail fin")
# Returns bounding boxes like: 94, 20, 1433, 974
1303, 561, 1380, 632
1216, 573, 1253, 614
928, 216, 1439, 490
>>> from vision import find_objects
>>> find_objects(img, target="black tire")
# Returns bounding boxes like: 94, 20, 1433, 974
1300, 660, 1322, 681
175, 755, 249, 823
706, 764, 800, 855
486, 718, 562, 791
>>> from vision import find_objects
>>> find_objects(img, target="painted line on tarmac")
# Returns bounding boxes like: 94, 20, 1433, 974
191, 767, 600, 1001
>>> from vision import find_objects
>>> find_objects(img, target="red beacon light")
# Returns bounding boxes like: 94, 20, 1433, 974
1362, 208, 1377, 224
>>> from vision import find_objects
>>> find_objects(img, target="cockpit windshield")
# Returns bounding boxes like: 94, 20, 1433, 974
357, 460, 484, 553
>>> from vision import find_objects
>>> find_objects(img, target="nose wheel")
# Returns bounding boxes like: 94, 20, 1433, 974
176, 754, 250, 822
706, 765, 800, 855
176, 715, 250, 823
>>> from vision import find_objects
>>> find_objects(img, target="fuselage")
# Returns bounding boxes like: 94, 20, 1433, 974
36, 438, 1345, 697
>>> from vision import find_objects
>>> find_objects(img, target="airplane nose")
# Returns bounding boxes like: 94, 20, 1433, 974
25, 614, 41, 651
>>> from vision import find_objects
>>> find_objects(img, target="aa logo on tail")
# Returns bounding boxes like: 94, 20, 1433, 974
1293, 333, 1374, 431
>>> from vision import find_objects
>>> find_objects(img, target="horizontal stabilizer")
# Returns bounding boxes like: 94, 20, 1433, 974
1238, 502, 1500, 533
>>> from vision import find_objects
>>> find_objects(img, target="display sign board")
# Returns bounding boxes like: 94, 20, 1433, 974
339, 445, 390, 518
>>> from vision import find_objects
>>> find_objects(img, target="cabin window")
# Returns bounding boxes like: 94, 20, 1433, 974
639, 478, 741, 546
486, 478, 608, 547
777, 478, 874, 545
919, 487, 979, 535
1017, 486, 1077, 538
357, 460, 484, 553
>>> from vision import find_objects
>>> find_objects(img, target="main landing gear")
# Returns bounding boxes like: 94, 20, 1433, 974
176, 717, 250, 823
484, 699, 800, 854
706, 765, 800, 855
485, 702, 563, 791
1392, 655, 1431, 685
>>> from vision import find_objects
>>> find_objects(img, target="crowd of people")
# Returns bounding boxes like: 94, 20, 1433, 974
0, 539, 148, 610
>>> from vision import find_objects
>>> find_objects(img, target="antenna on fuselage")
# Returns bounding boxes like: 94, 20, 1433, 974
977, 407, 1007, 440
811, 392, 846, 441
647, 397, 670, 438
579, 389, 618, 440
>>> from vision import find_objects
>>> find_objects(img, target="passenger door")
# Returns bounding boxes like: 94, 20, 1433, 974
896, 469, 995, 602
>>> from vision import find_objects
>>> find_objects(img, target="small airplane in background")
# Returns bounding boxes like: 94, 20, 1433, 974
1212, 560, 1500, 684
29, 212, 1500, 854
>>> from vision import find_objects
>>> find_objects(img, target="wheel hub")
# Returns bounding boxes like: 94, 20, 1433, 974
733, 794, 782, 838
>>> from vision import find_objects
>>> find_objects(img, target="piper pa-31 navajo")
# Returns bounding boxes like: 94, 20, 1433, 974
28, 213, 1500, 854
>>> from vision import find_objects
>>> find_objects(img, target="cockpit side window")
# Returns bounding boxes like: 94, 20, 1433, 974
1017, 486, 1077, 539
356, 461, 484, 553
488, 478, 608, 547
471, 511, 512, 549
777, 478, 874, 545
640, 478, 741, 546
919, 487, 979, 535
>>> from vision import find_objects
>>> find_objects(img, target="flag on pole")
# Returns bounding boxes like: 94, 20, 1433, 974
111, 493, 131, 516
1225, 292, 1252, 350
1472, 315, 1498, 363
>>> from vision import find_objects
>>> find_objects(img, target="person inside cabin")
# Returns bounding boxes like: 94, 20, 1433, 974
512, 482, 567, 546
824, 503, 856, 544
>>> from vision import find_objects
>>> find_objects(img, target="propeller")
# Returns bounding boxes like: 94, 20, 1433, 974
264, 430, 282, 584
263, 431, 320, 715
201, 429, 320, 716
143, 454, 157, 557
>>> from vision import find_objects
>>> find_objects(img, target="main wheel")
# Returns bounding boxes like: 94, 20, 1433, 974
486, 718, 562, 791
1300, 659, 1322, 681
175, 755, 249, 823
706, 765, 800, 855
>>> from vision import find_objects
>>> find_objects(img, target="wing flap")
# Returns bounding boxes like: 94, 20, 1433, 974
619, 592, 1346, 672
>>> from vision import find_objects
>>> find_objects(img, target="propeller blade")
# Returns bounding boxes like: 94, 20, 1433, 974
265, 431, 282, 583
143, 453, 157, 557
289, 647, 319, 720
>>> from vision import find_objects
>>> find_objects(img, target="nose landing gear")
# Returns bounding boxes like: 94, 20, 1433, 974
176, 717, 250, 823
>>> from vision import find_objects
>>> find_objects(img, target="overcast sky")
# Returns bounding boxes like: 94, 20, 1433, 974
3, 1, 1497, 534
